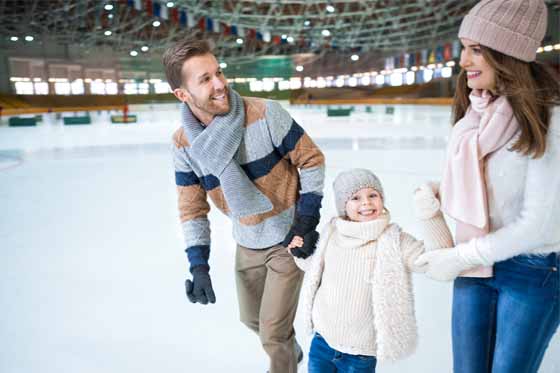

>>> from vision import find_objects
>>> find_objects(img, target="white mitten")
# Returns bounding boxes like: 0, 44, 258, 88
414, 239, 490, 281
414, 182, 441, 220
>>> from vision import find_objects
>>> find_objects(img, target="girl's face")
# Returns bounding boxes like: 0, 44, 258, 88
345, 187, 384, 222
459, 38, 496, 93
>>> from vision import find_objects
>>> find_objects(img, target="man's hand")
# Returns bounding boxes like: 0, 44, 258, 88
185, 266, 216, 304
282, 215, 319, 248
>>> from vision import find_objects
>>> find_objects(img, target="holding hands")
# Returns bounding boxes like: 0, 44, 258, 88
412, 181, 491, 281
282, 215, 320, 259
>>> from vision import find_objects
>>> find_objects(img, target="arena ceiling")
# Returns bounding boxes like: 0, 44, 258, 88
1, 0, 558, 73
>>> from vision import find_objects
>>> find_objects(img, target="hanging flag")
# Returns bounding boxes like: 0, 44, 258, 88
452, 39, 461, 58
247, 29, 256, 39
198, 17, 206, 31
134, 0, 142, 10
385, 57, 394, 70
428, 49, 436, 64
404, 53, 410, 67
153, 1, 161, 17
187, 13, 195, 27
421, 49, 428, 65
443, 43, 452, 60
179, 9, 187, 26
161, 3, 169, 20
436, 45, 444, 62
409, 52, 416, 67
221, 23, 230, 35
394, 56, 400, 68
127, 0, 135, 7
206, 17, 213, 32
230, 25, 238, 36
415, 51, 422, 66
272, 35, 281, 44
399, 55, 405, 67
256, 32, 263, 41
237, 25, 244, 37
171, 7, 179, 24
145, 0, 153, 16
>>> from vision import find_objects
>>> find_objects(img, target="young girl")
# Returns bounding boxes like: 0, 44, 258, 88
414, 1, 560, 372
287, 169, 453, 372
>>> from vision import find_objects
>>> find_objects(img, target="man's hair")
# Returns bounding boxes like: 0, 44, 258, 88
163, 38, 212, 90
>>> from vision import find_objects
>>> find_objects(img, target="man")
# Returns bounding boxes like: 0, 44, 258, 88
163, 38, 325, 373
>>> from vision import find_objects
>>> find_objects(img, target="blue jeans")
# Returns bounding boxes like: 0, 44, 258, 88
308, 333, 377, 373
452, 253, 559, 373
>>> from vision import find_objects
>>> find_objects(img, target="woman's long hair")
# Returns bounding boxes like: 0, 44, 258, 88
452, 47, 560, 158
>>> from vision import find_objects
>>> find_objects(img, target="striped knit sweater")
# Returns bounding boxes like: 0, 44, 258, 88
172, 97, 325, 270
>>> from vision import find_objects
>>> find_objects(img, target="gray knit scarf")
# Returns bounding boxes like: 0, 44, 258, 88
180, 89, 273, 218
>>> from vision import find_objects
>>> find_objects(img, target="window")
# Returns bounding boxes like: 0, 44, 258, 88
34, 82, 49, 94
54, 82, 71, 95
90, 81, 106, 94
15, 81, 34, 94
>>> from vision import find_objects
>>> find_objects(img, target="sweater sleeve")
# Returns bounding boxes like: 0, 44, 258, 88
402, 211, 454, 272
266, 100, 325, 219
172, 134, 212, 273
418, 211, 455, 250
477, 122, 560, 264
400, 232, 426, 273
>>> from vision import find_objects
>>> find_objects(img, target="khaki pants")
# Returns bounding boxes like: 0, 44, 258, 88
235, 244, 304, 373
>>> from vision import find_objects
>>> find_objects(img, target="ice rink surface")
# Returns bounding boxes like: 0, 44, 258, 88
1, 102, 558, 372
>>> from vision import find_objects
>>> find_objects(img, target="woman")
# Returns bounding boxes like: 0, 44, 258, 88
415, 0, 560, 372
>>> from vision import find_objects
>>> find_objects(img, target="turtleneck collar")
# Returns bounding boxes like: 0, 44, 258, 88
333, 211, 391, 249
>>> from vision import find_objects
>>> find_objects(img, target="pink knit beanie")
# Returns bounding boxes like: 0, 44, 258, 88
458, 0, 548, 62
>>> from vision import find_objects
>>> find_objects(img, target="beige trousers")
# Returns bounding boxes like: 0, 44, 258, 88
235, 244, 304, 373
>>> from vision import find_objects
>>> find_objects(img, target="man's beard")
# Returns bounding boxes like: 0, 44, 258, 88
188, 87, 230, 116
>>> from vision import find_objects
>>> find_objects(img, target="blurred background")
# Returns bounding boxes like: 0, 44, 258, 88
0, 1, 559, 372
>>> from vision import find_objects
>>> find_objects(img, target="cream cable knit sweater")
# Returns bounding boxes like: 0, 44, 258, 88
295, 211, 452, 361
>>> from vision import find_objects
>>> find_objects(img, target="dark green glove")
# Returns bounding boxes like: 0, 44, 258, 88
185, 266, 216, 305
290, 230, 320, 259
282, 215, 319, 248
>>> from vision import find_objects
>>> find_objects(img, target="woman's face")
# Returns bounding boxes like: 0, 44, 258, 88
345, 187, 384, 222
459, 38, 496, 93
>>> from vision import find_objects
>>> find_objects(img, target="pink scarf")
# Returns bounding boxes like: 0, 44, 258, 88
440, 89, 519, 277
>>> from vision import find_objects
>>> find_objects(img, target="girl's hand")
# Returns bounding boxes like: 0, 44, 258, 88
287, 235, 304, 250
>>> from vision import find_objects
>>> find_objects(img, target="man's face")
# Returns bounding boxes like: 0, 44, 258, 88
177, 53, 229, 122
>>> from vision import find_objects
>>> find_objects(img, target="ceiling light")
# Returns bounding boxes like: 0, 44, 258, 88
236, 38, 243, 44
296, 65, 304, 72
219, 62, 227, 69
104, 30, 112, 36
322, 29, 331, 37
130, 50, 138, 57
287, 36, 294, 43
152, 20, 161, 27
25, 35, 34, 41
141, 46, 149, 52
543, 45, 553, 52
304, 20, 310, 27
326, 5, 335, 12
10, 36, 18, 41
351, 54, 359, 61
104, 4, 113, 11
166, 1, 174, 7
108, 14, 114, 19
